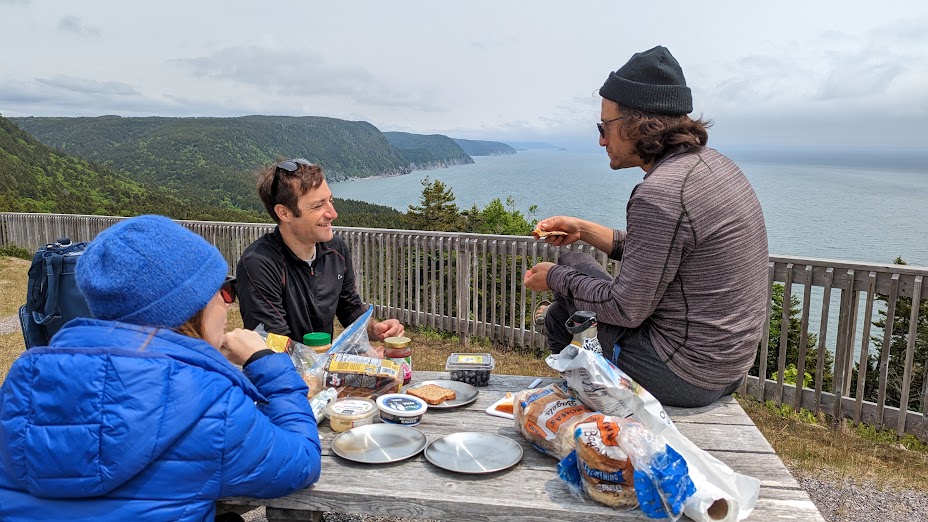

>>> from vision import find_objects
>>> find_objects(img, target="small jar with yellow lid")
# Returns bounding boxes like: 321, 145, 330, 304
383, 336, 412, 384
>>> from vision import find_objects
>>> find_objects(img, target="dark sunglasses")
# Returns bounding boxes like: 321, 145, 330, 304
597, 116, 622, 138
220, 276, 237, 304
270, 158, 315, 204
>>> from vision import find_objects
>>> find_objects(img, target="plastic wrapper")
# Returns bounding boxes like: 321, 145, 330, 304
619, 420, 694, 520
513, 382, 600, 459
546, 342, 672, 436
547, 343, 760, 520
309, 387, 338, 423
255, 324, 321, 395
303, 308, 402, 400
572, 416, 638, 508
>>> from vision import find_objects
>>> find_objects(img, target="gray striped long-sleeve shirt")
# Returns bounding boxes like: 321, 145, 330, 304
547, 148, 769, 389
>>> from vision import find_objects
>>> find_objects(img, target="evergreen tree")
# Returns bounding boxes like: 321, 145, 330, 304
857, 257, 928, 411
405, 177, 464, 232
754, 283, 834, 391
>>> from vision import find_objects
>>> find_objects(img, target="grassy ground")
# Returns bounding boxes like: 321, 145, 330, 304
0, 256, 30, 378
2, 255, 926, 493
738, 396, 928, 491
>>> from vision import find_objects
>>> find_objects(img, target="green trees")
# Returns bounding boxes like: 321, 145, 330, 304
463, 197, 537, 236
404, 177, 536, 235
756, 283, 835, 391
856, 257, 928, 411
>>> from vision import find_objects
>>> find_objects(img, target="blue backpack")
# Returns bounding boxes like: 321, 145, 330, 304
19, 238, 92, 349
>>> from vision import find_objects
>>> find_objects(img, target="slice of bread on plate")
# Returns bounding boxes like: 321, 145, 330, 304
407, 384, 457, 405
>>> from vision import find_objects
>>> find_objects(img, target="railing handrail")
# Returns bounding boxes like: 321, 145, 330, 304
3, 211, 927, 271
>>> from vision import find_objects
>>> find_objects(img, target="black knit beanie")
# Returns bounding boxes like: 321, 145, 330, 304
600, 45, 692, 115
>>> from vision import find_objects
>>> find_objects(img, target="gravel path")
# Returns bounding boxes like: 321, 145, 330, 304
794, 468, 928, 522
0, 314, 19, 336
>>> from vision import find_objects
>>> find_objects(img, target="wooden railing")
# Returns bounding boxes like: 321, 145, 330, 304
2, 212, 926, 440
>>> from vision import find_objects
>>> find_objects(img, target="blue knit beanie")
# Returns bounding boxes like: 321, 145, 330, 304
76, 215, 228, 328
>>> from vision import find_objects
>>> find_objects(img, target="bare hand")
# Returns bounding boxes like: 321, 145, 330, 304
523, 262, 555, 292
369, 319, 405, 342
535, 216, 582, 246
220, 328, 267, 367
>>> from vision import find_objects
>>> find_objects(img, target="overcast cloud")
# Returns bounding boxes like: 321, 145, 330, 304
1, 1, 925, 151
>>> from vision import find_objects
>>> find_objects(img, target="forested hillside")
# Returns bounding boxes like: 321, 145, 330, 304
0, 115, 261, 221
1, 115, 408, 226
452, 138, 516, 156
383, 132, 474, 169
13, 115, 414, 214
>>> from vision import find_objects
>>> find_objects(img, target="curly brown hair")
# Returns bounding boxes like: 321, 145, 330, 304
615, 107, 712, 165
257, 160, 326, 222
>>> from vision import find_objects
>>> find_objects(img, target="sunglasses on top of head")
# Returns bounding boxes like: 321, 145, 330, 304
220, 276, 237, 304
597, 116, 622, 138
270, 158, 315, 203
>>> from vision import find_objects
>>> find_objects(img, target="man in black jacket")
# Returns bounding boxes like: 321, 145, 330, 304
236, 158, 404, 343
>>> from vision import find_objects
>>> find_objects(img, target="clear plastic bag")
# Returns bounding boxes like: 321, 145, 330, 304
547, 342, 760, 520
619, 420, 694, 520
305, 308, 402, 399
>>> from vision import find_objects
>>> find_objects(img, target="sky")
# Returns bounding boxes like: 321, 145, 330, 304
1, 0, 926, 152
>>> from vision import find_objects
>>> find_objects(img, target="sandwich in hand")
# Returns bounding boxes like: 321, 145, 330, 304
532, 225, 568, 240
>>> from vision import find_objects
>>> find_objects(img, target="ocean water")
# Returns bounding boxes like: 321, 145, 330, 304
330, 150, 928, 267
331, 150, 927, 360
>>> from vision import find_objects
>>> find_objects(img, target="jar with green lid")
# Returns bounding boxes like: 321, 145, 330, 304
383, 336, 412, 384
303, 332, 332, 354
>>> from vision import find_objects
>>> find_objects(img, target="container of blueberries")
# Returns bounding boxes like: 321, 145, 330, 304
445, 353, 495, 387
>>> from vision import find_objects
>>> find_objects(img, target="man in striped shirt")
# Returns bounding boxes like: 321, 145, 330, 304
524, 46, 769, 407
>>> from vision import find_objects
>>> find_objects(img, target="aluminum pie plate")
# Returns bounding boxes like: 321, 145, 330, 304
331, 424, 427, 464
425, 432, 523, 474
404, 379, 478, 409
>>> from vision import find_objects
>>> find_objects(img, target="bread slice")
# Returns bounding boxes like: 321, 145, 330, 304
407, 384, 456, 405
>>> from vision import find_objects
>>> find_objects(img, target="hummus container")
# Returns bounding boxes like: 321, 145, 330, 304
325, 397, 377, 432
376, 393, 428, 426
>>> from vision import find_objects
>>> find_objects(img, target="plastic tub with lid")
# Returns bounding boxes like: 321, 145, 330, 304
325, 397, 376, 432
376, 393, 427, 426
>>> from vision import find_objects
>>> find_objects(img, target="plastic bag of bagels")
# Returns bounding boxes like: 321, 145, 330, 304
572, 416, 638, 508
548, 343, 760, 520
513, 382, 600, 459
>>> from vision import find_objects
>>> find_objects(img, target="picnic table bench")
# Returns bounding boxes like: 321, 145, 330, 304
218, 370, 824, 521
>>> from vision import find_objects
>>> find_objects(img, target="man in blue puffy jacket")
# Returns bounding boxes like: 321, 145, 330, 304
0, 215, 322, 521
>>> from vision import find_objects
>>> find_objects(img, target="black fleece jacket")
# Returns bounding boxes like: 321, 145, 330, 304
236, 228, 367, 342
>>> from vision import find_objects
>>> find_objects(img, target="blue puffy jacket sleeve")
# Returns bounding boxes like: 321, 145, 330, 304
219, 353, 322, 497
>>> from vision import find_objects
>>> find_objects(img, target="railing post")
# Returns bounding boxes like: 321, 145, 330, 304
775, 263, 794, 405
833, 269, 855, 421
897, 275, 923, 435
794, 265, 813, 411
756, 262, 775, 402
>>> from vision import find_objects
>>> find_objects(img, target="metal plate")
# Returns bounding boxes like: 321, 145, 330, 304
425, 432, 523, 474
331, 424, 427, 464
404, 380, 478, 409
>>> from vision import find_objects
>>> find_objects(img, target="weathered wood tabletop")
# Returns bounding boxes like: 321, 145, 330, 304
219, 370, 824, 521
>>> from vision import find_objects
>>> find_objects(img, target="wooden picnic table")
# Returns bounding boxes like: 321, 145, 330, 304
218, 370, 824, 521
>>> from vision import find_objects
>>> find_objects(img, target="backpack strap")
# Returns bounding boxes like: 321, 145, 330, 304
32, 248, 66, 325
